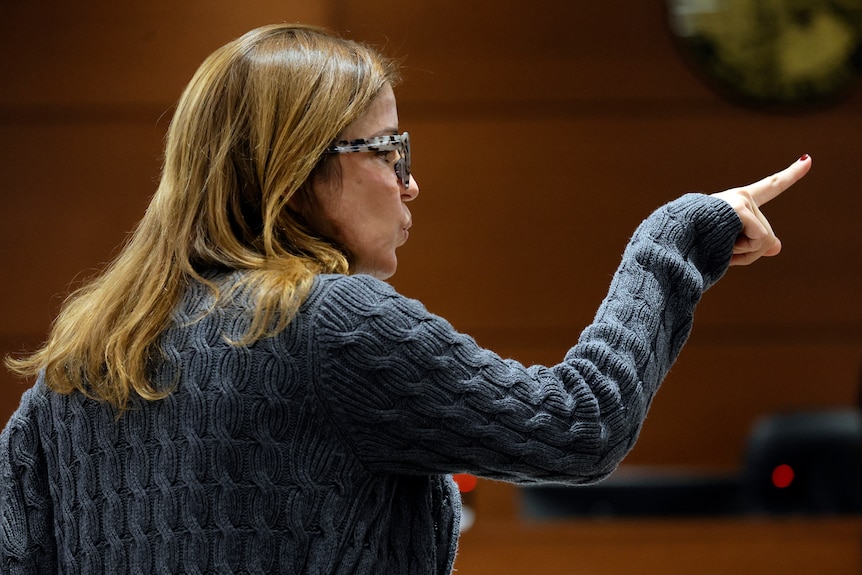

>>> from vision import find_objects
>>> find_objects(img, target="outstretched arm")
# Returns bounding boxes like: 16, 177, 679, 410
311, 194, 741, 483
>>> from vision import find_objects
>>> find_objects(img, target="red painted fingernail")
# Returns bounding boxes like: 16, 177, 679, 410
799, 154, 809, 161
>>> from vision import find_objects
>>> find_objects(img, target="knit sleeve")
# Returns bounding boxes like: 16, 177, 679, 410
0, 379, 57, 574
311, 194, 741, 484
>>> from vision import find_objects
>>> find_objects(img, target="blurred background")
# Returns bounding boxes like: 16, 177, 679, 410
1, 1, 860, 573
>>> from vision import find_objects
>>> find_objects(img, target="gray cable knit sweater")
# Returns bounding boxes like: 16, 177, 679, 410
1, 194, 741, 574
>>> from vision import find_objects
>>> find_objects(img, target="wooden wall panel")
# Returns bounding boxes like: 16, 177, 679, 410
1, 1, 860, 572
1, 0, 860, 483
388, 108, 861, 470
332, 1, 716, 103
343, 0, 862, 471
457, 513, 862, 574
0, 1, 334, 107
0, 122, 163, 334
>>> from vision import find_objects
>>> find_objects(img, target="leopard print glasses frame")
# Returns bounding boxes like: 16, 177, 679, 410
324, 132, 411, 189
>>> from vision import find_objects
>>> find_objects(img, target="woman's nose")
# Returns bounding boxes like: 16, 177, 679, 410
403, 174, 419, 201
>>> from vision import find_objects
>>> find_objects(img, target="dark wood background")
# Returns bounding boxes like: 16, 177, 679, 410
2, 1, 860, 572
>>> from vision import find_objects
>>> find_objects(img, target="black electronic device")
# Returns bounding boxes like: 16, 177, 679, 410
521, 409, 862, 519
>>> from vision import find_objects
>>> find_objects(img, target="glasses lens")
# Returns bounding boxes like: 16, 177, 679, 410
395, 132, 410, 188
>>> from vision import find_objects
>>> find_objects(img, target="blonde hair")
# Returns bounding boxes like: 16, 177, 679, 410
6, 24, 400, 411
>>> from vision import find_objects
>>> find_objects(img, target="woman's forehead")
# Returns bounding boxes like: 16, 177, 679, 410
342, 84, 399, 139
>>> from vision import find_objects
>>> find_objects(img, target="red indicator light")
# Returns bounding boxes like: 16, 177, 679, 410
453, 474, 478, 493
771, 464, 795, 489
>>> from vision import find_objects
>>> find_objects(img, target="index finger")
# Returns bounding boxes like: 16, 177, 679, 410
747, 154, 812, 207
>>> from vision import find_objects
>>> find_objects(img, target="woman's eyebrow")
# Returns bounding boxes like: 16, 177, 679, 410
368, 127, 399, 138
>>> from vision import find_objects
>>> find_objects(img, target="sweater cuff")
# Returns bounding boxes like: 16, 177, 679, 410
661, 193, 742, 289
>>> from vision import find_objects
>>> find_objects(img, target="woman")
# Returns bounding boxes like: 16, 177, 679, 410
0, 23, 810, 575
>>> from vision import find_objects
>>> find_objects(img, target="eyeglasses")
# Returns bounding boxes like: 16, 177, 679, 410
324, 132, 411, 189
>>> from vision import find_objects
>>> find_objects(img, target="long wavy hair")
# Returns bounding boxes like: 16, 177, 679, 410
6, 24, 400, 411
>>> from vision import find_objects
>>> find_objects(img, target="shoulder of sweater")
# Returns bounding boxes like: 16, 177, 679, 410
0, 375, 50, 449
306, 273, 405, 312
312, 273, 396, 295
305, 274, 449, 342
